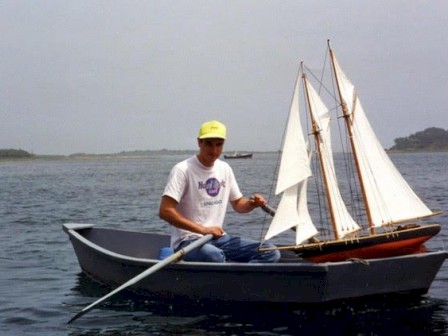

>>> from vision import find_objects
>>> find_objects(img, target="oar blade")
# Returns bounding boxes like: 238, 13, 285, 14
68, 309, 88, 324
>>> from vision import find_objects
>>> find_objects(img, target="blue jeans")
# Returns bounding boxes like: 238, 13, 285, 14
175, 234, 280, 263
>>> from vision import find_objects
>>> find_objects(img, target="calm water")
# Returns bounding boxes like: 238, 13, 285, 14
0, 152, 447, 335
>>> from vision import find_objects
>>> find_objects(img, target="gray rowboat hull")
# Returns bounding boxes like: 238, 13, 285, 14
64, 223, 447, 304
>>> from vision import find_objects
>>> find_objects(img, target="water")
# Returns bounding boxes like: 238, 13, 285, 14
0, 152, 447, 335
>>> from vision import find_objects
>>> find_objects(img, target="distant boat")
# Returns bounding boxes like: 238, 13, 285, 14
224, 152, 253, 159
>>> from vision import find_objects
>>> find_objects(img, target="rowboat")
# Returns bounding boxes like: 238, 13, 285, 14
64, 223, 447, 304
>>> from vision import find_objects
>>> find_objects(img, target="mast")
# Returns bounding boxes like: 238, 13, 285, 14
301, 63, 341, 240
328, 41, 376, 234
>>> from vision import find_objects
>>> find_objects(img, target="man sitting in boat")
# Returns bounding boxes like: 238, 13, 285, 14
159, 120, 280, 263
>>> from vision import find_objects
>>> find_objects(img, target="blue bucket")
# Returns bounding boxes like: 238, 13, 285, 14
158, 247, 174, 260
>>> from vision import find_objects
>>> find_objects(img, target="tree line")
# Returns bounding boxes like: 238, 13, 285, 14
0, 149, 34, 158
389, 127, 448, 151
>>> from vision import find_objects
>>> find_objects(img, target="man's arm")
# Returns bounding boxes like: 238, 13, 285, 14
159, 195, 224, 237
231, 194, 267, 214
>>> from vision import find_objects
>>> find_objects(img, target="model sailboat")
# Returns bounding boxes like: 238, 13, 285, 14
262, 42, 441, 262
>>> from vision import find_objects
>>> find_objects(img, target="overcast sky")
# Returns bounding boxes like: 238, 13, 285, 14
1, 0, 447, 155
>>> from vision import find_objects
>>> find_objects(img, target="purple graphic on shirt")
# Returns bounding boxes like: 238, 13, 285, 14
198, 178, 221, 197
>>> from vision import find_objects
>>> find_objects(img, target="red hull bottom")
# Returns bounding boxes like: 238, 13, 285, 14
277, 224, 441, 263
306, 236, 430, 263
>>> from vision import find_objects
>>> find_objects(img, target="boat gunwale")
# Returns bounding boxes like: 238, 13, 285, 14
64, 223, 447, 270
64, 224, 324, 271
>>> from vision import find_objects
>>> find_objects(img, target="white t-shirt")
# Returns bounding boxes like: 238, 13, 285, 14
163, 155, 243, 248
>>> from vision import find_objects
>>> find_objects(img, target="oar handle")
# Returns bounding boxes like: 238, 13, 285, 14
261, 204, 276, 217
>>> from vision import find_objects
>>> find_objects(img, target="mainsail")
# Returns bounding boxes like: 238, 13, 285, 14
330, 50, 435, 228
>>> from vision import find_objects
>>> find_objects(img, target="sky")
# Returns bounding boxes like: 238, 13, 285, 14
1, 0, 447, 155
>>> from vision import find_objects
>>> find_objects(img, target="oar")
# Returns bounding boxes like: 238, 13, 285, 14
68, 233, 213, 324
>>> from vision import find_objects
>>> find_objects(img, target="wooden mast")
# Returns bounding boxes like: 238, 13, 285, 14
301, 63, 341, 240
327, 40, 376, 234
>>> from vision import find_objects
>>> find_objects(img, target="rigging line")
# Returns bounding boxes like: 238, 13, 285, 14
305, 84, 345, 239
310, 150, 331, 238
302, 44, 332, 98
318, 45, 330, 95
303, 64, 337, 101
338, 119, 366, 226
306, 79, 360, 236
320, 136, 360, 235
325, 53, 368, 232
310, 121, 352, 237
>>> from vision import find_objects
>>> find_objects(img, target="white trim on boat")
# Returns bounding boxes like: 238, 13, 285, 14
67, 226, 158, 263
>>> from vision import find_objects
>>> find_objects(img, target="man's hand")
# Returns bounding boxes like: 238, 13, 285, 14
231, 193, 267, 213
250, 194, 267, 208
203, 226, 225, 238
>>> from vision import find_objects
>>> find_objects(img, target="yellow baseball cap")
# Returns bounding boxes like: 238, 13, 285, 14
198, 120, 227, 139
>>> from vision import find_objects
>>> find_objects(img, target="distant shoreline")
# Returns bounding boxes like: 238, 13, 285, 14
386, 148, 448, 153
4, 126, 448, 160
0, 149, 281, 162
2, 149, 448, 163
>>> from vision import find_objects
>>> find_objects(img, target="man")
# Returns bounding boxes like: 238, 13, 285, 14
159, 120, 280, 263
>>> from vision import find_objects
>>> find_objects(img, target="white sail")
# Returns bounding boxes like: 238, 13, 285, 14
264, 70, 316, 244
331, 52, 434, 226
275, 71, 312, 195
304, 77, 361, 238
264, 181, 318, 244
295, 177, 319, 243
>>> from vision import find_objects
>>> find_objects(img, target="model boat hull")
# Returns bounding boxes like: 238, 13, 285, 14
278, 224, 441, 263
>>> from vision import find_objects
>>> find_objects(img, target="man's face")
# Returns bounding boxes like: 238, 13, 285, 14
197, 138, 225, 167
